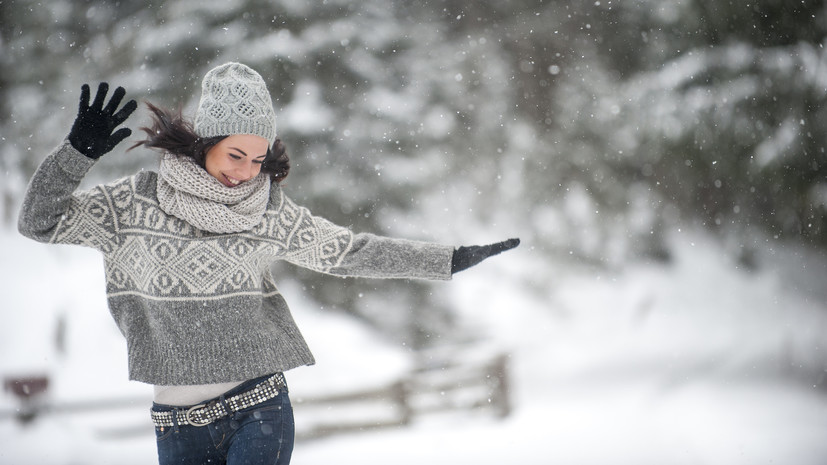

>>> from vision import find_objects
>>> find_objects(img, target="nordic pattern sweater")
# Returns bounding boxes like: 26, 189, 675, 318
18, 141, 454, 385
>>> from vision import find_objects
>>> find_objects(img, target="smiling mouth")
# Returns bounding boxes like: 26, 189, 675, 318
221, 174, 244, 187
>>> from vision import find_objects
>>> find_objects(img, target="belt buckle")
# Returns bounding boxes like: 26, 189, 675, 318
185, 404, 211, 427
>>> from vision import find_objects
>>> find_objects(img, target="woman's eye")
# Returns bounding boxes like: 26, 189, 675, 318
229, 154, 242, 160
253, 160, 264, 165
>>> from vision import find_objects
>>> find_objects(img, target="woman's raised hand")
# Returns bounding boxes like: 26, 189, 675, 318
68, 82, 137, 159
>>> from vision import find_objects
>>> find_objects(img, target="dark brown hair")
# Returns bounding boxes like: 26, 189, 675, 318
130, 102, 290, 183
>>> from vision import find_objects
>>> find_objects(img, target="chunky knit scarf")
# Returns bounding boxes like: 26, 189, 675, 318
156, 153, 270, 233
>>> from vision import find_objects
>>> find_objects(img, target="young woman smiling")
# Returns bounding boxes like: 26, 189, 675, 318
206, 135, 269, 188
18, 62, 519, 465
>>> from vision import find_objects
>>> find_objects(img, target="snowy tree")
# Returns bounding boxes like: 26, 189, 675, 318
3, 0, 825, 346
548, 0, 827, 265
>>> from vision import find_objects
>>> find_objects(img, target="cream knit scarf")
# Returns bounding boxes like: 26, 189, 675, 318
156, 153, 270, 234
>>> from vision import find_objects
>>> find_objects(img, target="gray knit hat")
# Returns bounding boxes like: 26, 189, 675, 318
194, 62, 277, 144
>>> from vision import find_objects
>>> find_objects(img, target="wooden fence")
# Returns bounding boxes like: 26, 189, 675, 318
294, 351, 511, 440
0, 350, 511, 441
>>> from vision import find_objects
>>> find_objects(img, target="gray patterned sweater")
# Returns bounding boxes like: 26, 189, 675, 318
18, 141, 454, 385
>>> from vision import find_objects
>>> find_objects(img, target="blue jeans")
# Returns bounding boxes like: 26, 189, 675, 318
152, 374, 294, 465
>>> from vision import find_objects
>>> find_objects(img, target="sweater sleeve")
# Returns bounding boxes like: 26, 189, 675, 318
17, 140, 128, 253
275, 189, 454, 281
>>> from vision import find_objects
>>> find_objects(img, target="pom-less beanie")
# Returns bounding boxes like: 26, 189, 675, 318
194, 62, 277, 144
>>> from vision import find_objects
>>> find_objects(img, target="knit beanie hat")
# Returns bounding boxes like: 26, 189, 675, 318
194, 62, 277, 144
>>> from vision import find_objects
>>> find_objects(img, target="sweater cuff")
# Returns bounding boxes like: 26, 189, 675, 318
55, 139, 97, 180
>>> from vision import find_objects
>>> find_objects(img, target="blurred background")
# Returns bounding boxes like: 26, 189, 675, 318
2, 0, 827, 463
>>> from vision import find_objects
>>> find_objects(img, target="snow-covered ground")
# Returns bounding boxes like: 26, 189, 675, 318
1, 227, 826, 464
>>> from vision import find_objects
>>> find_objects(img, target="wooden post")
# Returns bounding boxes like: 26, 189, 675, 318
391, 380, 412, 425
489, 354, 511, 418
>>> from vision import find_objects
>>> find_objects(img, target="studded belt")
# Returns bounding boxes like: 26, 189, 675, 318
150, 372, 286, 428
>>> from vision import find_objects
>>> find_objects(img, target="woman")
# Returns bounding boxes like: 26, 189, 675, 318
18, 62, 519, 465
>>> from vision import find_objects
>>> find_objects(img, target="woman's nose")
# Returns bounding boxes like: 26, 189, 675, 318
237, 161, 254, 180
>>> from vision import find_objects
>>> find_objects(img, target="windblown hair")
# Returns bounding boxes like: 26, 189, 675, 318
130, 102, 290, 183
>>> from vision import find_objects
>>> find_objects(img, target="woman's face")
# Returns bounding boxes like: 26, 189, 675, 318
204, 134, 270, 187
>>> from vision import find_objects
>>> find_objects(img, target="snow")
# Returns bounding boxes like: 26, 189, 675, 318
2, 1, 825, 461
280, 81, 336, 135
2, 226, 826, 464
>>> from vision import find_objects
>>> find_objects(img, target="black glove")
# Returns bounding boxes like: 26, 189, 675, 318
68, 82, 137, 159
451, 238, 520, 274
